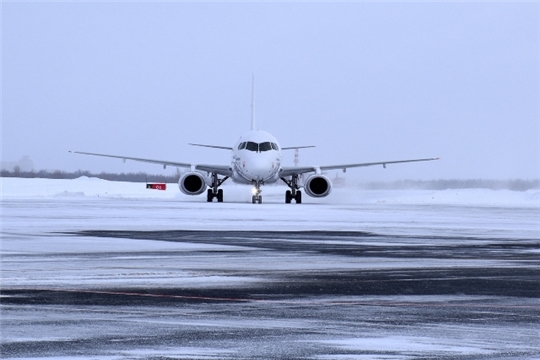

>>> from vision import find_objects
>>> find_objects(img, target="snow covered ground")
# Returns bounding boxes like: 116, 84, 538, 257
1, 177, 539, 237
2, 176, 539, 207
1, 177, 539, 359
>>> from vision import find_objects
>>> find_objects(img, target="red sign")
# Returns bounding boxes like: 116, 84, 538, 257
146, 183, 167, 191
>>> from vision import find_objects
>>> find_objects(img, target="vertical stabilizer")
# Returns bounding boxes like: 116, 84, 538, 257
251, 73, 256, 131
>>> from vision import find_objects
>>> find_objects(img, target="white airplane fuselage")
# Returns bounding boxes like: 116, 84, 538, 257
231, 130, 282, 185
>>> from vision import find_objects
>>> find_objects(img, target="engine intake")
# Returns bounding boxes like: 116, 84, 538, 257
303, 175, 332, 198
178, 172, 208, 195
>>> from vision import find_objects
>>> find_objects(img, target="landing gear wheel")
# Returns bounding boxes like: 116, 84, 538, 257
252, 195, 256, 204
282, 175, 301, 204
217, 189, 223, 203
252, 195, 262, 204
205, 173, 229, 203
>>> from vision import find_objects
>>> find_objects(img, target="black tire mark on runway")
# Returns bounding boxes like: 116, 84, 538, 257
3, 265, 539, 307
65, 230, 540, 260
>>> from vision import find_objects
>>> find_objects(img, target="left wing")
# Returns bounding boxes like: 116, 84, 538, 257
280, 157, 439, 177
69, 151, 232, 177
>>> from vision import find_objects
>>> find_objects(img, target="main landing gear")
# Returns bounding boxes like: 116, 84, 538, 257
281, 175, 302, 204
207, 173, 228, 202
252, 181, 263, 204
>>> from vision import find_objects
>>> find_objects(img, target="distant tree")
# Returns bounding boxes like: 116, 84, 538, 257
51, 170, 65, 179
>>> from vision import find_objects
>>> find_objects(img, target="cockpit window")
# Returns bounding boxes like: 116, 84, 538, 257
246, 141, 259, 152
243, 141, 278, 152
259, 142, 272, 152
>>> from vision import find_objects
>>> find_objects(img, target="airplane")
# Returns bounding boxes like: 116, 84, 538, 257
71, 81, 438, 204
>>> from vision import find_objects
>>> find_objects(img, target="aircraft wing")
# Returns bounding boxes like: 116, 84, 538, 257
280, 157, 439, 178
195, 164, 233, 177
69, 151, 233, 176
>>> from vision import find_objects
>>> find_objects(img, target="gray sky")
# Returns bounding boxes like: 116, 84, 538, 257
3, 1, 539, 181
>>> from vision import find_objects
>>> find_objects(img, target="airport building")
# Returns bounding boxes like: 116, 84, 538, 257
1, 155, 34, 172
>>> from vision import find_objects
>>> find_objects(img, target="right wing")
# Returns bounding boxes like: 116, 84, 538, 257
69, 151, 233, 177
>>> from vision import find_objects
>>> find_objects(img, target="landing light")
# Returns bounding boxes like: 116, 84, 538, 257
251, 187, 257, 195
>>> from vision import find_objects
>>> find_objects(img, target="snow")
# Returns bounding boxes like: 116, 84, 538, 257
1, 177, 538, 240
2, 176, 539, 208
1, 177, 539, 359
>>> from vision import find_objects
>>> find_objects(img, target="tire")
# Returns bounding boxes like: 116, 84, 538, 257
217, 189, 223, 203
252, 195, 256, 204
285, 190, 292, 204
207, 189, 214, 202
258, 196, 262, 204
295, 191, 302, 204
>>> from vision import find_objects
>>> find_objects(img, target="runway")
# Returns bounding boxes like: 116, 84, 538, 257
1, 180, 539, 359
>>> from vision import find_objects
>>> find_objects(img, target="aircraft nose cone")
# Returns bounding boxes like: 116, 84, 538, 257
245, 157, 272, 181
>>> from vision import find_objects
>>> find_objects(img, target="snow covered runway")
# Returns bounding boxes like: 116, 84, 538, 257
1, 178, 539, 359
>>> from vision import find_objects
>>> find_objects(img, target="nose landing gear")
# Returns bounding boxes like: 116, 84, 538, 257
252, 181, 263, 204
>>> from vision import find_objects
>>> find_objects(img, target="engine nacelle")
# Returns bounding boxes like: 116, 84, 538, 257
178, 172, 208, 195
303, 175, 332, 198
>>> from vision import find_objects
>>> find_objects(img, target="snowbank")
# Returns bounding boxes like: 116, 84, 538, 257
1, 177, 538, 208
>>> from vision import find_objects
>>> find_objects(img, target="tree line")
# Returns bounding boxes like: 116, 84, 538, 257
357, 179, 539, 192
0, 167, 179, 183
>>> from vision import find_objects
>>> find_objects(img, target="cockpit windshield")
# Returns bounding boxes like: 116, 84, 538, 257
259, 142, 272, 152
241, 141, 279, 152
245, 142, 259, 152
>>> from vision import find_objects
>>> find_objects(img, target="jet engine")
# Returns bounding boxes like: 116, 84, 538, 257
178, 172, 208, 195
303, 175, 332, 198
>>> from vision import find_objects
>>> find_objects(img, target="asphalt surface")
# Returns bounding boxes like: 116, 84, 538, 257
2, 230, 540, 359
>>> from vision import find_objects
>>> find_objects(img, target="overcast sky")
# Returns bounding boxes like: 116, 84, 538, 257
3, 1, 539, 181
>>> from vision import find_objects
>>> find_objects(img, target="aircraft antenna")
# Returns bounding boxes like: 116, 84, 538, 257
251, 73, 256, 131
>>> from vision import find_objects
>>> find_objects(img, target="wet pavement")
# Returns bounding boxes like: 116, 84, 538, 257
2, 230, 539, 359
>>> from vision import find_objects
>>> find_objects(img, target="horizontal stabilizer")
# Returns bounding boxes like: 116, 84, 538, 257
281, 146, 316, 150
188, 143, 233, 150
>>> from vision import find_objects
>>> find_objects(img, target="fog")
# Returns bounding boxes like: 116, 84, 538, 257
3, 2, 538, 181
